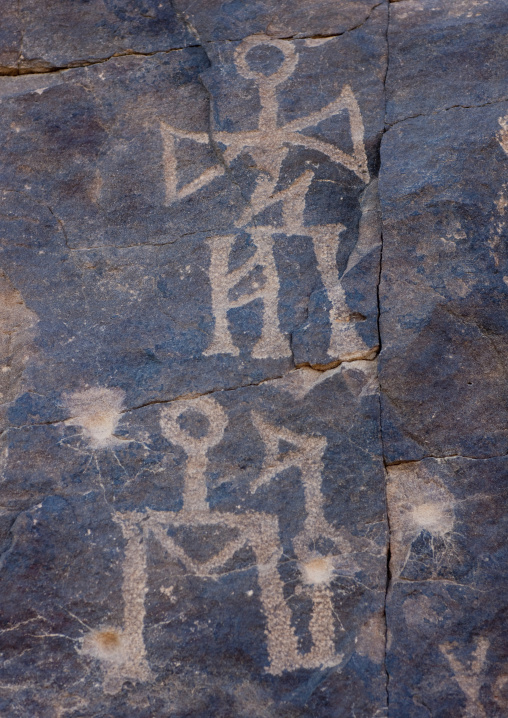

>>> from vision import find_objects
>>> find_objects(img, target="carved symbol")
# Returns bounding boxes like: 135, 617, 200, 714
161, 35, 371, 361
160, 125, 225, 203
104, 397, 346, 687
440, 637, 489, 718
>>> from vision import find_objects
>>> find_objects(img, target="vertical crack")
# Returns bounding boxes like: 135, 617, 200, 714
379, 1, 391, 715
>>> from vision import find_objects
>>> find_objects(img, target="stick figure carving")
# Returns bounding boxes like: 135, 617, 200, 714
161, 35, 371, 361
106, 396, 347, 687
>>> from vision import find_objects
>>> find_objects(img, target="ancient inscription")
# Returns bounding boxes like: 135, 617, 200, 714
440, 637, 489, 718
387, 463, 456, 580
161, 35, 370, 361
90, 395, 351, 688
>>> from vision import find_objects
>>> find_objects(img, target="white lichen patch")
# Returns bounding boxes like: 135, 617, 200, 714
387, 462, 456, 579
81, 627, 125, 664
64, 387, 126, 448
299, 555, 335, 586
410, 500, 453, 537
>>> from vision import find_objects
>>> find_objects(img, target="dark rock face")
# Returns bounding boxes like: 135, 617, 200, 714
1, 1, 507, 716
0, 365, 387, 716
0, 4, 389, 716
1, 0, 196, 74
0, 9, 385, 417
379, 102, 508, 462
172, 0, 382, 42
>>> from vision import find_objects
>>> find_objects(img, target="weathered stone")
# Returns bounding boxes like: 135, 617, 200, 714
379, 102, 508, 463
386, 0, 508, 126
1, 0, 507, 715
386, 457, 508, 717
2, 0, 195, 74
0, 363, 387, 715
173, 0, 384, 43
379, 11, 508, 714
0, 1, 20, 74
0, 10, 385, 428
0, 5, 390, 715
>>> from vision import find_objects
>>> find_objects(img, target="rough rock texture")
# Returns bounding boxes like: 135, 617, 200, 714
385, 0, 508, 126
380, 1, 508, 715
379, 102, 508, 462
0, 0, 507, 716
0, 0, 196, 74
386, 457, 508, 717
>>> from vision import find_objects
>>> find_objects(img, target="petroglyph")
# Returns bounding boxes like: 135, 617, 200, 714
160, 123, 225, 204
205, 231, 290, 359
64, 387, 126, 448
251, 412, 346, 669
498, 114, 508, 156
161, 35, 371, 362
355, 613, 386, 664
100, 393, 359, 685
490, 113, 508, 271
494, 672, 508, 709
273, 359, 378, 400
80, 514, 152, 693
387, 463, 455, 579
440, 636, 489, 718
0, 271, 38, 405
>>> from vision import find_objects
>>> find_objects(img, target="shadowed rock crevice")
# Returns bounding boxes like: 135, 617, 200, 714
378, 0, 391, 711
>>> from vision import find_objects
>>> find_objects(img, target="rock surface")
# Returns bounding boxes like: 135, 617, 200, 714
379, 102, 508, 462
380, 2, 508, 715
0, 0, 507, 716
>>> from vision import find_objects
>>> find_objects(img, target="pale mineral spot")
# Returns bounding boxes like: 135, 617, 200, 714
387, 462, 455, 578
64, 387, 126, 448
300, 556, 334, 586
96, 629, 120, 651
82, 628, 123, 661
85, 628, 121, 658
80, 622, 152, 694
411, 501, 454, 537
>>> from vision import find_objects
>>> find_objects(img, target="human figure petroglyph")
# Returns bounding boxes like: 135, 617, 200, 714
98, 395, 349, 687
161, 35, 371, 361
